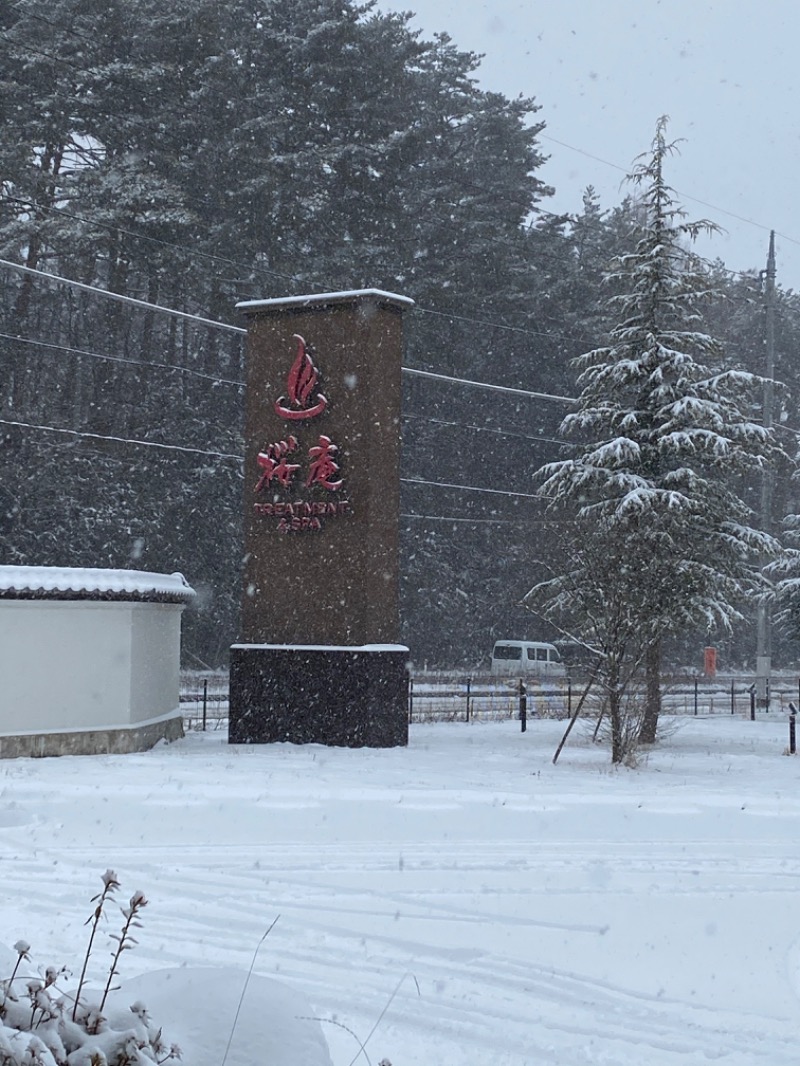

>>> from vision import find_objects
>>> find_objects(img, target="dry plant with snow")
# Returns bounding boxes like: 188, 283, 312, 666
0, 871, 179, 1066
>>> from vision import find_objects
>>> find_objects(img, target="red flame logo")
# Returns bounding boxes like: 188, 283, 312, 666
274, 335, 328, 420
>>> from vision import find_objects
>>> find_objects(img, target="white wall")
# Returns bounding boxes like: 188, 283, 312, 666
0, 600, 183, 735
129, 603, 182, 723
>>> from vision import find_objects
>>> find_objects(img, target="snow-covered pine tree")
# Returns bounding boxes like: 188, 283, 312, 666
526, 117, 782, 760
0, 0, 557, 667
766, 448, 800, 645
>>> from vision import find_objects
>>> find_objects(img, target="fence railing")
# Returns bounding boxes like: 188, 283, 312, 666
408, 673, 569, 723
179, 669, 800, 730
180, 672, 229, 730
409, 671, 800, 723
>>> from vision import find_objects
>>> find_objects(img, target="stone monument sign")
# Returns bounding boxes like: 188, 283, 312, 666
228, 289, 412, 746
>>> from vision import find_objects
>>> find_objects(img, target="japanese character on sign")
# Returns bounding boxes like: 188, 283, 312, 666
255, 436, 300, 492
253, 336, 352, 530
306, 435, 342, 490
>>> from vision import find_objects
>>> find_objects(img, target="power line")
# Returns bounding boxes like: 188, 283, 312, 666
4, 255, 780, 443
401, 512, 547, 525
1, 325, 574, 407
24, 10, 95, 45
402, 412, 573, 448
541, 132, 800, 254
2, 417, 555, 503
1, 199, 779, 358
0, 34, 77, 71
0, 331, 245, 388
414, 303, 562, 342
403, 366, 575, 405
0, 258, 580, 405
2, 197, 575, 345
4, 196, 575, 343
0, 417, 243, 461
540, 134, 630, 178
401, 477, 545, 501
1, 241, 580, 348
0, 257, 247, 335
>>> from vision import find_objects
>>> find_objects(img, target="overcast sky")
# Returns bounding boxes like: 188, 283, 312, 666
382, 0, 800, 289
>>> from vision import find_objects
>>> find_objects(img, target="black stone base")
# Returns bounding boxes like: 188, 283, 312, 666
228, 644, 409, 747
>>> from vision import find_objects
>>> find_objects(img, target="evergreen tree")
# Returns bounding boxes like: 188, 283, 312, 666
526, 118, 781, 760
0, 0, 559, 664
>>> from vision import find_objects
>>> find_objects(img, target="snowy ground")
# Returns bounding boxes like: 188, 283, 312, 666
2, 714, 800, 1065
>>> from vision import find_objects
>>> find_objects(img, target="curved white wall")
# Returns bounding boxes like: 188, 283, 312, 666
0, 600, 183, 736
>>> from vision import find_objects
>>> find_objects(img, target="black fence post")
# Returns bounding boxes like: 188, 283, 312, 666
202, 679, 208, 732
519, 679, 527, 733
790, 703, 797, 755
731, 678, 735, 716
568, 678, 572, 719
750, 685, 756, 722
466, 677, 472, 723
408, 677, 413, 724
694, 677, 698, 716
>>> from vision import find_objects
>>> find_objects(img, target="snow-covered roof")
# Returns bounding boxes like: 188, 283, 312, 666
236, 288, 415, 313
0, 566, 195, 603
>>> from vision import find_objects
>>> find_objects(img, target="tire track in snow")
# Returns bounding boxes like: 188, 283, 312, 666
5, 847, 788, 1066
3, 789, 800, 1065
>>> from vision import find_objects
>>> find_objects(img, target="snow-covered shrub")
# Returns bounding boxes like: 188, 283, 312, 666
0, 871, 179, 1066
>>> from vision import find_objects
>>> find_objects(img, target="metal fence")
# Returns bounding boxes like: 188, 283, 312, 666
180, 671, 229, 730
179, 669, 800, 730
656, 673, 800, 718
408, 673, 569, 723
410, 670, 800, 723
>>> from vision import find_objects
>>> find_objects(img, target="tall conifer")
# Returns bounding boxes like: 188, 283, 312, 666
528, 118, 781, 758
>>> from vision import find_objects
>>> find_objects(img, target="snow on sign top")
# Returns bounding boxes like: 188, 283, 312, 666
0, 566, 195, 602
235, 288, 415, 313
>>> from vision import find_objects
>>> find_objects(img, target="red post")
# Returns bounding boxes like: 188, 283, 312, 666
704, 647, 717, 679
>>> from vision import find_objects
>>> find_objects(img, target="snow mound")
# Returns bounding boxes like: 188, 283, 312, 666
111, 967, 332, 1066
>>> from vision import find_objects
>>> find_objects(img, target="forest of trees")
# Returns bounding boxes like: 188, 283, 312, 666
2, 0, 800, 671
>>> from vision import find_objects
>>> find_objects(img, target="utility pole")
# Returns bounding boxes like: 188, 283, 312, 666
755, 231, 776, 707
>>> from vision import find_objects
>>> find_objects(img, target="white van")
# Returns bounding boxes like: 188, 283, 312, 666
490, 640, 566, 678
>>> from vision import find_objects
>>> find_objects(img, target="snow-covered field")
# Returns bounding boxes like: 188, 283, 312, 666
2, 714, 800, 1065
